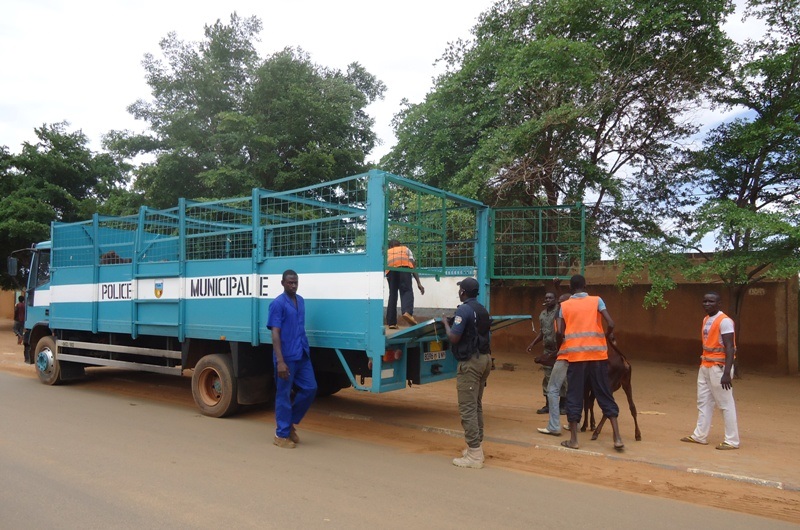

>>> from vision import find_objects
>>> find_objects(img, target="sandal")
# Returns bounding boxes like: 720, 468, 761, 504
716, 442, 739, 450
680, 435, 708, 445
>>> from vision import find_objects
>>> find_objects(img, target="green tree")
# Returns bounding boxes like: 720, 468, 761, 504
108, 14, 385, 207
1, 123, 132, 289
384, 0, 734, 271
244, 50, 385, 191
384, 0, 734, 218
614, 0, 800, 328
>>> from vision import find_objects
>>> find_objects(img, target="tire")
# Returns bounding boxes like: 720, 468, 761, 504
192, 354, 239, 418
34, 335, 61, 385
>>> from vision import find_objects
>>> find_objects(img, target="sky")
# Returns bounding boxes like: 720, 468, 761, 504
0, 0, 495, 163
1, 0, 759, 164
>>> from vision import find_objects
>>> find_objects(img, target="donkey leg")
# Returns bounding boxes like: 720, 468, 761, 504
623, 381, 641, 441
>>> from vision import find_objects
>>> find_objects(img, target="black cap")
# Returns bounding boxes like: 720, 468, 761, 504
458, 277, 479, 295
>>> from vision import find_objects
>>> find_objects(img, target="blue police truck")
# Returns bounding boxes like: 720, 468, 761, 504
12, 170, 530, 417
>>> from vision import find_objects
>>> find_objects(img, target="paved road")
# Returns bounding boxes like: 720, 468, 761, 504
1, 372, 793, 529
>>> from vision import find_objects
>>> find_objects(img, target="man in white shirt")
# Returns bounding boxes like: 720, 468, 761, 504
681, 292, 740, 450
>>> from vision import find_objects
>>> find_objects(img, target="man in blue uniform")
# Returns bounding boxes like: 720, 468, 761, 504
442, 277, 492, 468
268, 269, 318, 448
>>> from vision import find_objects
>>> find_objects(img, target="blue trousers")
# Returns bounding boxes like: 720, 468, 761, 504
274, 353, 317, 438
565, 360, 619, 424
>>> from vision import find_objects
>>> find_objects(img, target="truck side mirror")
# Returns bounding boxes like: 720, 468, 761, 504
7, 256, 18, 276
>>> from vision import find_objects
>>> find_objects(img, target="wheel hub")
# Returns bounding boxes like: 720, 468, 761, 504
199, 368, 222, 404
36, 348, 54, 374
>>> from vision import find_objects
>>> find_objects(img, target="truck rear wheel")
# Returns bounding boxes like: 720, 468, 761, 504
192, 354, 239, 418
34, 336, 61, 385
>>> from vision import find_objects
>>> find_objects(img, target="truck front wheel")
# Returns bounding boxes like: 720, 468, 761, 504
192, 354, 239, 418
34, 336, 61, 385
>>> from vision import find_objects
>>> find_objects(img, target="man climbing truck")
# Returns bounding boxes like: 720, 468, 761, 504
9, 170, 532, 417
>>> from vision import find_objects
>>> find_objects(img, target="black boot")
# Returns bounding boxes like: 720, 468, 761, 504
536, 402, 549, 414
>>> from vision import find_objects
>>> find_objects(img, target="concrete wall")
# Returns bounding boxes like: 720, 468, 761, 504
490, 264, 799, 374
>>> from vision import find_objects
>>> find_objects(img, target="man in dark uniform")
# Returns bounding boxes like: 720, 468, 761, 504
442, 277, 491, 468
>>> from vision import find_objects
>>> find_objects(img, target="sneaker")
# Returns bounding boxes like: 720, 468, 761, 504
716, 442, 739, 450
536, 406, 549, 414
388, 324, 398, 330
537, 427, 561, 436
273, 436, 296, 449
402, 312, 418, 325
289, 426, 300, 444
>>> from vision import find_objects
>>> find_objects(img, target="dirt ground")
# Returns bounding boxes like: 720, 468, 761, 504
2, 319, 799, 523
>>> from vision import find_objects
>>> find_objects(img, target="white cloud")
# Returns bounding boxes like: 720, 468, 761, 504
0, 0, 492, 162
1, 0, 763, 165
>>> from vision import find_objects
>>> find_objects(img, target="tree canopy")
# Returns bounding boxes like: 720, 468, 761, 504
0, 123, 132, 289
383, 0, 734, 218
613, 0, 800, 321
107, 13, 386, 208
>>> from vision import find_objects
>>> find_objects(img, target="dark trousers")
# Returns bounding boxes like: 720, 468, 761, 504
386, 271, 413, 325
565, 360, 619, 424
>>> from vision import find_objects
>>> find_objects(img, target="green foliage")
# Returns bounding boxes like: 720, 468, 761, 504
0, 123, 132, 289
384, 0, 733, 231
612, 240, 683, 309
107, 14, 385, 207
614, 0, 800, 317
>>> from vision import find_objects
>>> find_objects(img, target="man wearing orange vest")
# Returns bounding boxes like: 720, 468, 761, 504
385, 239, 424, 329
681, 292, 739, 450
557, 274, 624, 451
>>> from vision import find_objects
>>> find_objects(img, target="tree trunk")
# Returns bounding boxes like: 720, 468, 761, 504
725, 283, 746, 379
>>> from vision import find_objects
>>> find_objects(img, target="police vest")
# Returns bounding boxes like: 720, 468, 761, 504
559, 296, 608, 362
451, 299, 491, 360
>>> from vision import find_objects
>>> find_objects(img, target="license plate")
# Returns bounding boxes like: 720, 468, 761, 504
424, 351, 446, 362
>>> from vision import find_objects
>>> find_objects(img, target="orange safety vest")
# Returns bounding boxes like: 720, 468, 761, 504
701, 312, 736, 367
559, 295, 608, 362
386, 245, 414, 273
